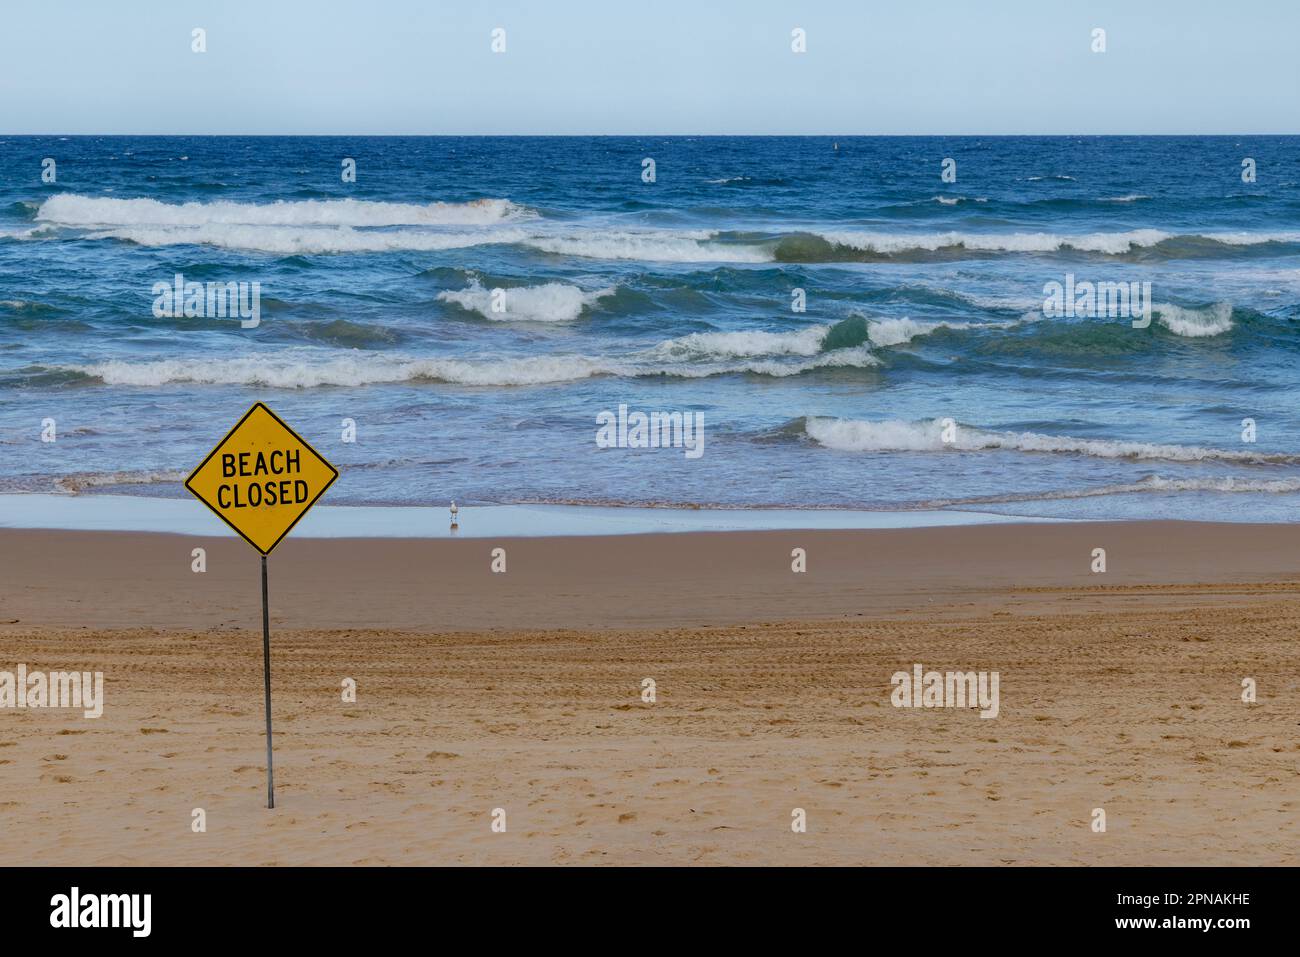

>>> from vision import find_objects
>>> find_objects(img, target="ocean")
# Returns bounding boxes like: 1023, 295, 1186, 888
2, 135, 1299, 522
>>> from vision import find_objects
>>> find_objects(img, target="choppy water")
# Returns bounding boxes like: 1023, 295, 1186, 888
2, 136, 1299, 521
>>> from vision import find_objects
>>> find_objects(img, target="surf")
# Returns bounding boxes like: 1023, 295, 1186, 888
36, 194, 535, 227
799, 416, 1300, 465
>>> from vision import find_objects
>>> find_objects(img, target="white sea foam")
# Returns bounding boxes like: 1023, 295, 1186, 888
521, 231, 770, 263
656, 315, 1010, 361
1201, 230, 1300, 246
37, 194, 533, 227
861, 317, 992, 347
28, 196, 1300, 263
73, 353, 631, 388
531, 228, 1300, 261
814, 228, 1173, 255
1155, 302, 1234, 337
657, 347, 879, 378
0, 225, 44, 240
803, 417, 1300, 464
83, 224, 531, 255
654, 326, 832, 359
65, 341, 879, 389
68, 216, 772, 261
438, 279, 616, 322
643, 325, 884, 374
760, 347, 878, 375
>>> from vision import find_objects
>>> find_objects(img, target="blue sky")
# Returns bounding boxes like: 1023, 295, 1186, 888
2, 0, 1297, 134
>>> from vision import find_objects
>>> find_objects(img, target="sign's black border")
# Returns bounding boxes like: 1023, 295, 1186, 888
183, 401, 339, 555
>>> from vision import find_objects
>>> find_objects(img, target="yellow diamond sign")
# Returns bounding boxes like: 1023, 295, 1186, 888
185, 402, 338, 555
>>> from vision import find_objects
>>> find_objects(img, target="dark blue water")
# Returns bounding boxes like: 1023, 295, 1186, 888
2, 136, 1299, 519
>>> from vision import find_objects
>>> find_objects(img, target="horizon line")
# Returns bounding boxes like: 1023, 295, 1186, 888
5, 131, 1300, 138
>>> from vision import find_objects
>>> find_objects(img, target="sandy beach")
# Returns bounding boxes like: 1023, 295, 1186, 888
1, 520, 1296, 865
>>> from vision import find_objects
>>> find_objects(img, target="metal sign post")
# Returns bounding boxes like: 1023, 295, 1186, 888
261, 554, 274, 809
185, 402, 338, 810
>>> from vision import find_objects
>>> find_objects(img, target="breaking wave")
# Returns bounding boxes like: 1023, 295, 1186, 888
58, 341, 881, 389
23, 198, 1300, 265
520, 231, 770, 263
437, 279, 616, 322
81, 224, 532, 255
1154, 302, 1235, 337
800, 417, 1300, 464
653, 315, 1015, 360
36, 194, 534, 227
773, 229, 1300, 263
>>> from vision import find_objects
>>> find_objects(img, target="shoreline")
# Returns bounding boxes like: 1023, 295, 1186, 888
0, 492, 1065, 539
